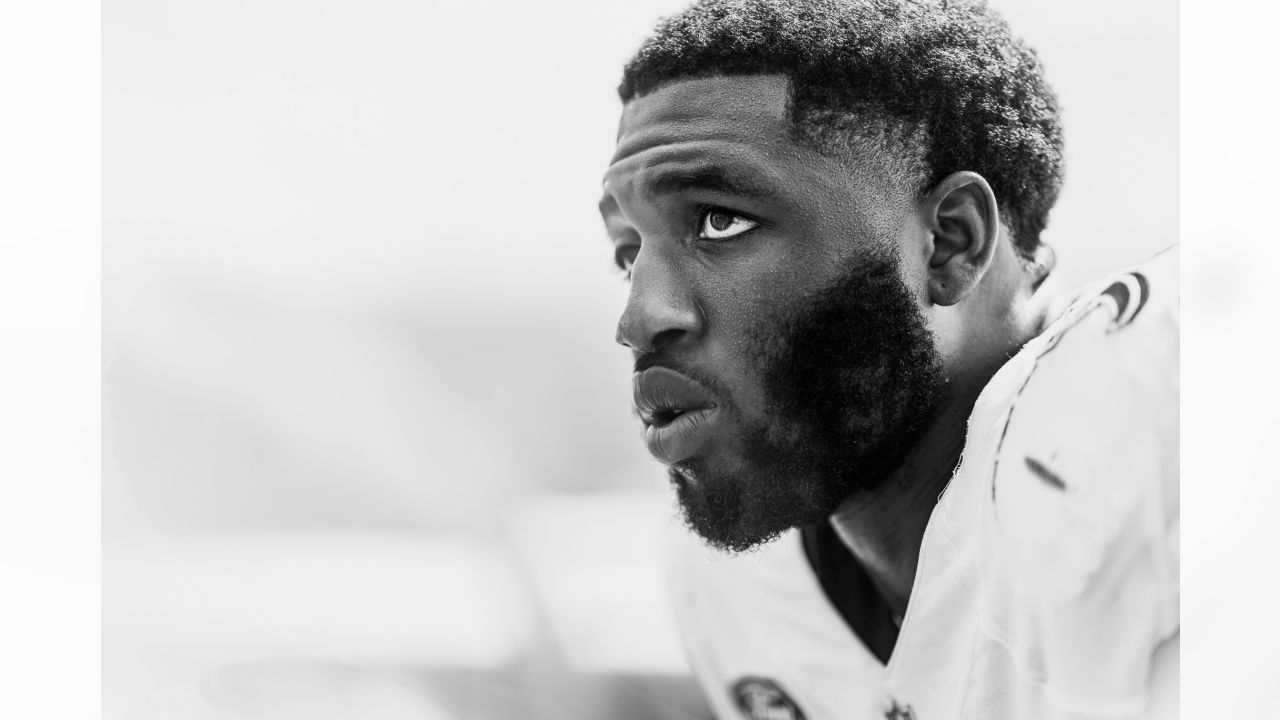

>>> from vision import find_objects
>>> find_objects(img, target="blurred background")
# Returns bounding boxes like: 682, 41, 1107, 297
102, 1, 1176, 718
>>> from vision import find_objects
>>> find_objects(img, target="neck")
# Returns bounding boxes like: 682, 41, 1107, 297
826, 392, 972, 616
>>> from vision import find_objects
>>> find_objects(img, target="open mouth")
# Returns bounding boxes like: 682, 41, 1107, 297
633, 367, 715, 429
649, 407, 686, 428
632, 366, 721, 464
643, 406, 719, 465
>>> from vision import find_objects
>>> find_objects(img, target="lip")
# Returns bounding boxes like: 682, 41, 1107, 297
645, 406, 720, 464
633, 367, 720, 464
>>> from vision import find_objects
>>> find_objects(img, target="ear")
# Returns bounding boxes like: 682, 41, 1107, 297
922, 171, 1000, 306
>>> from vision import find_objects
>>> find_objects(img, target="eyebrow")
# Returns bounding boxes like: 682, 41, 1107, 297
597, 165, 776, 224
646, 167, 774, 202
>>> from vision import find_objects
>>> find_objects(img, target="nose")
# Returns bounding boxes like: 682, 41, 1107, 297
614, 248, 702, 353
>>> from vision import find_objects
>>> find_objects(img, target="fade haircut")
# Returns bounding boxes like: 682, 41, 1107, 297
619, 0, 1064, 256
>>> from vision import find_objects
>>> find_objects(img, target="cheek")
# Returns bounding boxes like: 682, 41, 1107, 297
698, 295, 791, 425
695, 248, 834, 407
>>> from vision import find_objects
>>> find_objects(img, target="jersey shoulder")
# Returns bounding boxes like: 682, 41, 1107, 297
975, 247, 1180, 712
993, 245, 1178, 512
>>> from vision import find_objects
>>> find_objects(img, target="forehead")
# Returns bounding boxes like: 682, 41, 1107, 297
613, 74, 792, 163
599, 73, 915, 240
603, 74, 811, 198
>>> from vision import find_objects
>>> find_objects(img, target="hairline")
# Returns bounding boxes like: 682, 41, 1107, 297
626, 71, 938, 205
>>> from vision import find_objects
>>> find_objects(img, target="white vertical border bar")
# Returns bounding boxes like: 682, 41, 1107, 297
1182, 0, 1280, 716
0, 1, 101, 718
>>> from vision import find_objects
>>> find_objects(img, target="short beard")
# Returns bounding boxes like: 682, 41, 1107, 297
673, 252, 946, 553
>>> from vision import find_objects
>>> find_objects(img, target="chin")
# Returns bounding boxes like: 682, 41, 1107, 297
667, 457, 828, 555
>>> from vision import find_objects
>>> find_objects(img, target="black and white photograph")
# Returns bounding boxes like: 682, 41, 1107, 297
5, 0, 1275, 718
101, 0, 1180, 718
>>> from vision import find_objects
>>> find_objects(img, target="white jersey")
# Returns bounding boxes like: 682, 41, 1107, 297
666, 248, 1179, 720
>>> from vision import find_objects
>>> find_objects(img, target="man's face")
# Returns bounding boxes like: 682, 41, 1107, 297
599, 74, 946, 552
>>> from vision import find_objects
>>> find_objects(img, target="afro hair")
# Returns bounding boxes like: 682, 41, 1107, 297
619, 0, 1064, 255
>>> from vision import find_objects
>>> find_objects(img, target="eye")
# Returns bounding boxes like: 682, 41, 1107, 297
698, 207, 759, 240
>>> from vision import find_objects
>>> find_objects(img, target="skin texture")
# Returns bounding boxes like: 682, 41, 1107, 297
600, 74, 1056, 632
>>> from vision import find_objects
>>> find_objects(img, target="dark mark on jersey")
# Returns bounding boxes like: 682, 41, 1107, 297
1025, 455, 1067, 491
731, 677, 805, 720
884, 698, 918, 720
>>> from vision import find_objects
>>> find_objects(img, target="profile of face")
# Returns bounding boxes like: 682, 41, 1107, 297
600, 74, 947, 553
